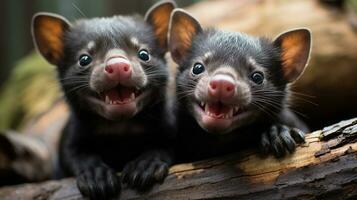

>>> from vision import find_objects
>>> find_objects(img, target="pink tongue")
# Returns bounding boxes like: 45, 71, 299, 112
207, 103, 231, 116
105, 87, 134, 102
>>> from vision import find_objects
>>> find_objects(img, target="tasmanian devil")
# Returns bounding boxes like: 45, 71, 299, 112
168, 9, 311, 162
31, 1, 176, 199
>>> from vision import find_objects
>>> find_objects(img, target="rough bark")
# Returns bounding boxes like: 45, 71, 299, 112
0, 118, 356, 200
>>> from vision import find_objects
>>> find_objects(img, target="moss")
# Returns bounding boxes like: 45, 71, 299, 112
0, 52, 61, 131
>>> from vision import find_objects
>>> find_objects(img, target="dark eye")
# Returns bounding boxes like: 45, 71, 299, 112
138, 49, 150, 61
192, 63, 205, 75
79, 54, 92, 66
251, 72, 264, 84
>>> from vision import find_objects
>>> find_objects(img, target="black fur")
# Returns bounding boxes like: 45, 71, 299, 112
56, 16, 174, 199
174, 29, 309, 162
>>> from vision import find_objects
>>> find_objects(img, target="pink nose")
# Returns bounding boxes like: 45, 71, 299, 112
104, 57, 131, 81
208, 75, 235, 100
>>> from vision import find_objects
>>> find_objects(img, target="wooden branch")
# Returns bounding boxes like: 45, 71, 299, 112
0, 118, 356, 200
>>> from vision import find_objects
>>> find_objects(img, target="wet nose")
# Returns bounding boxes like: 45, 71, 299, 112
208, 74, 236, 100
104, 57, 132, 81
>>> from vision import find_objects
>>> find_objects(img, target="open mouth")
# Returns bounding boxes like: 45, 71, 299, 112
100, 85, 142, 105
197, 101, 241, 119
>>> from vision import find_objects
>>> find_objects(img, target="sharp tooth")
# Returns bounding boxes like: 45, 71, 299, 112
234, 106, 239, 114
105, 96, 109, 104
229, 109, 234, 117
205, 103, 209, 112
131, 93, 135, 100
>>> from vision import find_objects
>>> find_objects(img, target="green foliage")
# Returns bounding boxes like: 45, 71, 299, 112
0, 52, 61, 131
347, 0, 357, 9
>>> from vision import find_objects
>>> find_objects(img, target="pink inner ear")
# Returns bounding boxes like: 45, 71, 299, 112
169, 11, 203, 64
279, 31, 311, 82
281, 43, 304, 80
34, 15, 70, 65
145, 3, 175, 49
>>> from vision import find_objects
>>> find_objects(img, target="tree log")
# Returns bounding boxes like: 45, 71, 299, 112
0, 118, 356, 200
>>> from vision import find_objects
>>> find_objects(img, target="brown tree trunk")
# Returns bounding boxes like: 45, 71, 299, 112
0, 118, 356, 200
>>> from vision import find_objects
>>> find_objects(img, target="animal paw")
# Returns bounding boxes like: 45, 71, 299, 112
122, 151, 170, 191
260, 124, 305, 158
77, 166, 120, 200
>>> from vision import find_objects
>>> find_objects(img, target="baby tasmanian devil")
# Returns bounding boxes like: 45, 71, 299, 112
169, 9, 311, 162
32, 1, 175, 199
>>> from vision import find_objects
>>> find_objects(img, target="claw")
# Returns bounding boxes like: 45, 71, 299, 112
260, 124, 306, 158
154, 163, 169, 182
291, 127, 305, 143
76, 166, 120, 200
280, 125, 296, 153
121, 151, 170, 191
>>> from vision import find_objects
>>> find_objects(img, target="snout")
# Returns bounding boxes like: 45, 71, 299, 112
208, 74, 236, 101
190, 72, 254, 134
104, 57, 132, 83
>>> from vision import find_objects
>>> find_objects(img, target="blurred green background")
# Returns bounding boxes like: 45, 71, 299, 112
0, 0, 199, 130
0, 0, 197, 86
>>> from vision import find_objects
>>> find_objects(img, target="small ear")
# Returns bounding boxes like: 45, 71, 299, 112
145, 1, 176, 50
274, 28, 312, 83
32, 12, 71, 66
168, 9, 203, 63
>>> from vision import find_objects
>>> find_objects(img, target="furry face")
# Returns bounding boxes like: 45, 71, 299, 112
59, 16, 168, 120
169, 10, 311, 134
32, 2, 174, 121
32, 2, 176, 199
